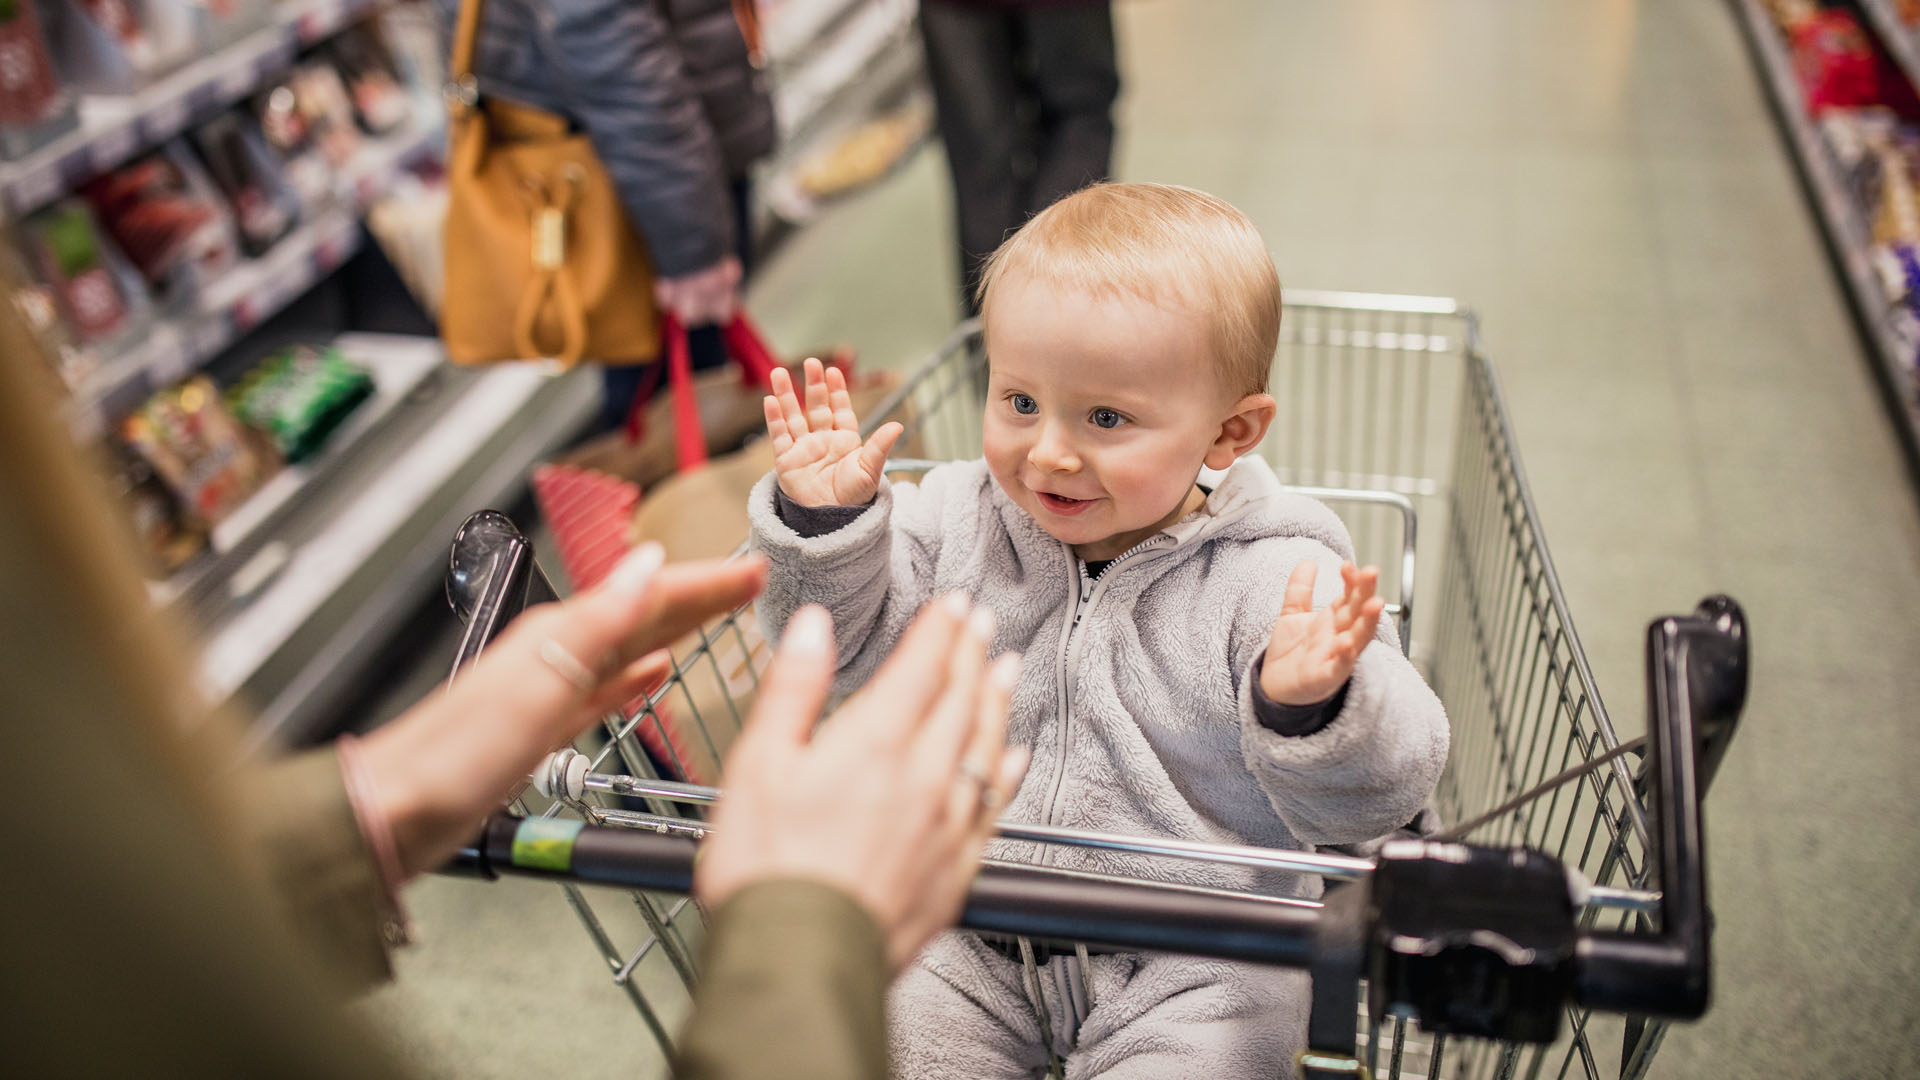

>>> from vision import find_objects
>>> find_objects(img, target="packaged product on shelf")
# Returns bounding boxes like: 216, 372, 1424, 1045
367, 174, 447, 315
17, 199, 142, 348
43, 0, 198, 89
254, 77, 335, 210
227, 344, 375, 463
191, 112, 300, 257
107, 439, 206, 574
291, 61, 365, 167
82, 144, 238, 296
122, 374, 277, 524
2, 249, 93, 392
186, 0, 270, 52
0, 0, 81, 160
1788, 8, 1880, 113
376, 0, 446, 107
328, 22, 412, 135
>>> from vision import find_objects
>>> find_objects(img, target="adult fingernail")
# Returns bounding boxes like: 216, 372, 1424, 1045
785, 605, 832, 657
968, 605, 997, 643
607, 542, 666, 597
942, 591, 971, 620
991, 652, 1023, 690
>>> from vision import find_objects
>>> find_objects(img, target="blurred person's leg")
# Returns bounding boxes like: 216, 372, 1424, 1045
889, 932, 1051, 1078
1020, 1, 1117, 216
920, 1, 1023, 314
599, 364, 650, 433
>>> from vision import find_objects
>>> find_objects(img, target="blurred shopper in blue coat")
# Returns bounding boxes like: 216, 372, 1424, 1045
437, 0, 775, 429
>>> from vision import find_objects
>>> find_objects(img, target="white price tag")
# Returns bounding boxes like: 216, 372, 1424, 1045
218, 63, 257, 103
300, 0, 347, 42
144, 97, 190, 140
151, 333, 194, 385
89, 125, 141, 173
11, 162, 64, 211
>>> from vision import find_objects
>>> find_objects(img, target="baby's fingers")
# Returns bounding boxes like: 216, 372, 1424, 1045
764, 395, 794, 453
826, 365, 862, 432
1342, 597, 1385, 657
859, 422, 904, 479
1335, 564, 1378, 627
772, 366, 809, 437
803, 357, 835, 432
1280, 560, 1318, 616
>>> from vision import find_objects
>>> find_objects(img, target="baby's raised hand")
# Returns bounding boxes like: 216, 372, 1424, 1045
764, 357, 903, 508
1261, 561, 1385, 707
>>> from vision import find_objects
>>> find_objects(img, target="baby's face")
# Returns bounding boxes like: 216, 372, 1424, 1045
982, 275, 1239, 561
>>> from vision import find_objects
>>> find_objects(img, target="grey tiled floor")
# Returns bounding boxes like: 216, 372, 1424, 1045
373, 1, 1920, 1075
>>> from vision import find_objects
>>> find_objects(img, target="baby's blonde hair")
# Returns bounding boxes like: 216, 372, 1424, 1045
977, 183, 1281, 399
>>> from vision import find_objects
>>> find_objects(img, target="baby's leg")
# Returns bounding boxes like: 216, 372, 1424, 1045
1066, 953, 1309, 1080
889, 932, 1054, 1080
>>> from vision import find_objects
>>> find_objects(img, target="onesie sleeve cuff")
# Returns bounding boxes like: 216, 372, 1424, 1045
775, 485, 876, 538
1249, 654, 1350, 737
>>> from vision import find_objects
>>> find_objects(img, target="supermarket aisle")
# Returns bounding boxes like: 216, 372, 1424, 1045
374, 1, 1920, 1076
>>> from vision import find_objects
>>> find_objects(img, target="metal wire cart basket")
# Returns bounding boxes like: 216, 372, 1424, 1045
439, 292, 1747, 1079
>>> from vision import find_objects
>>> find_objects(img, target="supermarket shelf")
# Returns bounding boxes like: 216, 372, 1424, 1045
773, 0, 917, 145
209, 357, 599, 745
0, 0, 389, 220
759, 52, 929, 230
1735, 0, 1920, 468
64, 121, 443, 441
762, 0, 863, 68
1861, 0, 1920, 98
152, 332, 445, 613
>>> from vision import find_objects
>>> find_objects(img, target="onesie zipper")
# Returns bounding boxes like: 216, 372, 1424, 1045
1036, 532, 1178, 838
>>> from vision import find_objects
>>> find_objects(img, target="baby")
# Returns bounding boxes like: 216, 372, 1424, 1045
748, 183, 1448, 1079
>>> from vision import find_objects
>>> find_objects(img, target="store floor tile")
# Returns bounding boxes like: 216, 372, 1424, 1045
359, 1, 1920, 1076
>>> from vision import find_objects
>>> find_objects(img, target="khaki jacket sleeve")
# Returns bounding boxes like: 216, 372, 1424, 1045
676, 881, 890, 1080
242, 748, 397, 989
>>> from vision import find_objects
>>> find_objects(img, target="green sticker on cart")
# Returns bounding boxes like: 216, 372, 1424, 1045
511, 817, 585, 872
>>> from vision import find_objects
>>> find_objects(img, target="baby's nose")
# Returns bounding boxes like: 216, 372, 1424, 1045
1028, 428, 1081, 472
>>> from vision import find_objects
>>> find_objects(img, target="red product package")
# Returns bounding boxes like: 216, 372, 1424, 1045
1791, 11, 1882, 113
0, 0, 63, 128
83, 152, 228, 287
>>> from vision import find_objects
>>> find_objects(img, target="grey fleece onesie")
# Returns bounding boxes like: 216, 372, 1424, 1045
748, 456, 1450, 1079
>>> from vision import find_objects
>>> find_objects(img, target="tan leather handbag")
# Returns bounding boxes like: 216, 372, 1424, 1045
440, 0, 660, 367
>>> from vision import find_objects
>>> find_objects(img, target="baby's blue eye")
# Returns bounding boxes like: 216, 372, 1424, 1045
1010, 394, 1038, 415
1091, 408, 1124, 429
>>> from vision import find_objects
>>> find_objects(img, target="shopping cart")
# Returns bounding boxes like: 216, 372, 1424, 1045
438, 292, 1746, 1079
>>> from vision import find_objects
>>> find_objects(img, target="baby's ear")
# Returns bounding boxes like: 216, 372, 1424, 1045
1206, 393, 1276, 469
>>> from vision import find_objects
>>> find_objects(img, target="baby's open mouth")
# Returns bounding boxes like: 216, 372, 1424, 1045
1035, 491, 1095, 515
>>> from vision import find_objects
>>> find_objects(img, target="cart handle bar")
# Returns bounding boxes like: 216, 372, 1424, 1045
539, 751, 1659, 916
451, 597, 1745, 1036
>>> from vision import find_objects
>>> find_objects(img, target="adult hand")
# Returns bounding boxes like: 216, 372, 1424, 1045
654, 255, 743, 327
1261, 560, 1383, 706
696, 595, 1028, 972
764, 356, 904, 508
358, 544, 767, 880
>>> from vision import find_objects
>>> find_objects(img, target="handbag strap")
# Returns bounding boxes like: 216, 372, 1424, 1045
450, 0, 485, 84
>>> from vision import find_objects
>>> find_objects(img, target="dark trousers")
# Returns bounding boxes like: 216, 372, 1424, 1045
598, 176, 754, 433
919, 0, 1119, 313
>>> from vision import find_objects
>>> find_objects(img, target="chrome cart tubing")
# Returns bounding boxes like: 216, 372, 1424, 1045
1457, 316, 1641, 847
1282, 289, 1461, 316
858, 319, 984, 440
536, 749, 1658, 916
451, 597, 1745, 1032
